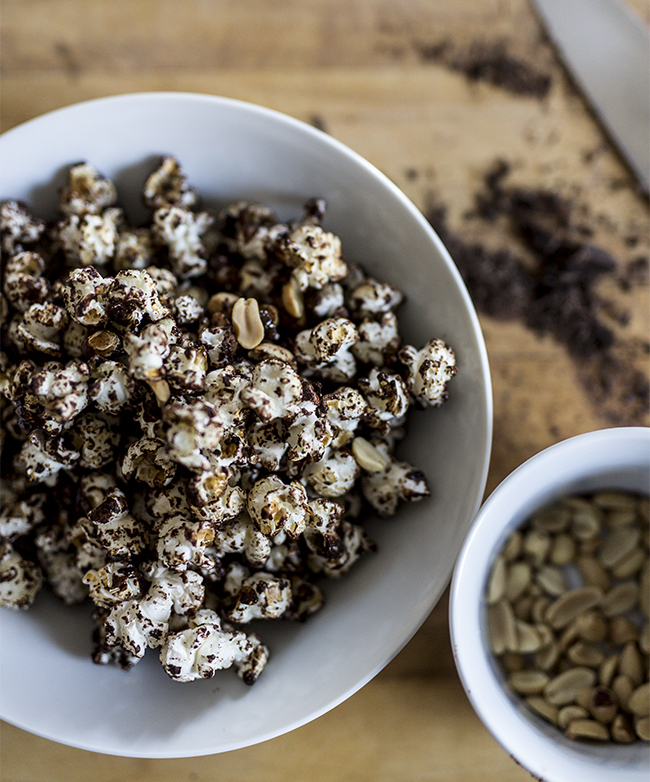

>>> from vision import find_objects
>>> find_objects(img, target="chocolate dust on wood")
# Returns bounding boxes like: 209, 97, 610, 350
425, 160, 650, 425
413, 39, 552, 99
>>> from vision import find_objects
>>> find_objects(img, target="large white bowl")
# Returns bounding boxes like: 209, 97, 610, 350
0, 93, 492, 757
451, 427, 650, 782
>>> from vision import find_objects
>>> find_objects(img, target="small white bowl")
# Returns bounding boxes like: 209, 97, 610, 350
0, 93, 492, 757
450, 427, 650, 782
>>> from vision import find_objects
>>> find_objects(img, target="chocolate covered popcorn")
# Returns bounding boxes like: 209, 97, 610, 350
0, 157, 458, 686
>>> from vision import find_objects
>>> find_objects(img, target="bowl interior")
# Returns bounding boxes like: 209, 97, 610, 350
451, 427, 650, 782
0, 93, 492, 757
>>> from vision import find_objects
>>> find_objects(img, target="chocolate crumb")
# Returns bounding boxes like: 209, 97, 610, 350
426, 161, 650, 425
309, 114, 329, 133
414, 39, 552, 99
429, 204, 533, 321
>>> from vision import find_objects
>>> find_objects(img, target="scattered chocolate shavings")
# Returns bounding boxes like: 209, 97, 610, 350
426, 160, 650, 425
426, 204, 533, 322
414, 39, 552, 99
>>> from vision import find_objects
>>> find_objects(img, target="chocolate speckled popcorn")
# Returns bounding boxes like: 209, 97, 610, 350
0, 157, 458, 685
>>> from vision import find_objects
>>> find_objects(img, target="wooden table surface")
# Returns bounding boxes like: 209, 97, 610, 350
1, 1, 648, 780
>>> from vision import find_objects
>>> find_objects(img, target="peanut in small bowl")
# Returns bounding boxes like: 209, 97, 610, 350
450, 427, 650, 782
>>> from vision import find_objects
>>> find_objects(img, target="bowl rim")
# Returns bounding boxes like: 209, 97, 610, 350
449, 426, 650, 782
0, 91, 494, 757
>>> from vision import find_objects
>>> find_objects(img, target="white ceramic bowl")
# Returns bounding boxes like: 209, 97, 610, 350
451, 427, 650, 782
0, 93, 492, 757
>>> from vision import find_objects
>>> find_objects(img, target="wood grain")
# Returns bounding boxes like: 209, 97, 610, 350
0, 1, 648, 780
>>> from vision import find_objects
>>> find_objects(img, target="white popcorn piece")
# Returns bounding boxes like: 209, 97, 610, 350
114, 227, 154, 270
0, 540, 43, 609
77, 471, 117, 512
34, 541, 88, 605
155, 514, 214, 572
198, 317, 239, 368
185, 467, 230, 506
278, 223, 347, 291
308, 519, 376, 578
0, 352, 14, 400
173, 293, 204, 325
180, 283, 209, 307
143, 156, 199, 210
322, 387, 368, 447
102, 584, 174, 658
224, 564, 292, 623
83, 560, 144, 608
146, 480, 190, 521
219, 201, 280, 261
203, 363, 253, 428
0, 489, 46, 540
302, 447, 360, 498
17, 430, 79, 484
87, 488, 147, 558
9, 301, 68, 356
247, 419, 289, 471
239, 357, 304, 422
302, 497, 346, 559
360, 441, 430, 517
163, 399, 224, 473
352, 311, 401, 367
59, 162, 118, 216
309, 281, 345, 318
88, 359, 136, 414
121, 435, 177, 487
62, 266, 113, 327
295, 317, 358, 363
294, 317, 359, 382
123, 319, 176, 382
59, 208, 122, 267
347, 277, 403, 317
399, 338, 458, 407
212, 512, 272, 568
189, 481, 246, 528
145, 266, 178, 300
283, 576, 325, 621
30, 360, 91, 426
285, 400, 333, 464
67, 515, 109, 575
0, 200, 46, 255
152, 205, 213, 279
91, 611, 141, 670
3, 251, 50, 313
141, 562, 205, 615
107, 269, 170, 329
7, 359, 61, 435
164, 343, 208, 393
247, 475, 312, 538
358, 367, 410, 430
264, 537, 302, 574
71, 412, 121, 469
159, 608, 269, 683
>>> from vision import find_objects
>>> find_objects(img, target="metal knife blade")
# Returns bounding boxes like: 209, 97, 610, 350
531, 0, 650, 193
